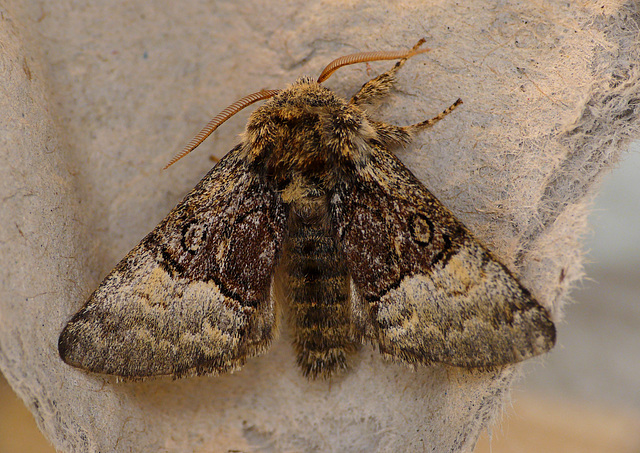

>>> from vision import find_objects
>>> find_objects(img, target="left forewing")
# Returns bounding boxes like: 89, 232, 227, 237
59, 145, 287, 378
332, 145, 555, 368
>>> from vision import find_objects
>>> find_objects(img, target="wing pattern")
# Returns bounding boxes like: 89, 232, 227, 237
333, 144, 556, 367
59, 145, 287, 377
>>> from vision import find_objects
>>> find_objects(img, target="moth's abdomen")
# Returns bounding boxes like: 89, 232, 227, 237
282, 206, 356, 379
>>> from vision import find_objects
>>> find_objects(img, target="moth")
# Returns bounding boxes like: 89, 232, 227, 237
59, 40, 556, 380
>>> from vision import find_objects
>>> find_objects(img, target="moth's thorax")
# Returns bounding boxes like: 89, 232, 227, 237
244, 78, 376, 197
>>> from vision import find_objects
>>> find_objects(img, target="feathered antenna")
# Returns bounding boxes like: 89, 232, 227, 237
164, 89, 280, 169
317, 39, 429, 83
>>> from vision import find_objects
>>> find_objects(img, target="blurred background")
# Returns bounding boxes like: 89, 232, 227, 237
2, 145, 639, 452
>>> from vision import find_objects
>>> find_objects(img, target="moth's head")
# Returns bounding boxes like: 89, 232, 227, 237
164, 40, 428, 169
255, 77, 346, 114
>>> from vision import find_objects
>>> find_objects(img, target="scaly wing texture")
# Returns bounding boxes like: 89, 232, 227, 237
332, 144, 555, 367
59, 145, 287, 378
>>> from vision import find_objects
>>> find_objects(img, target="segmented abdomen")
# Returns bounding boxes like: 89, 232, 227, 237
282, 206, 355, 379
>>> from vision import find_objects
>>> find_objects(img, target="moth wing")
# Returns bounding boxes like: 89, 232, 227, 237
333, 147, 555, 367
59, 145, 286, 378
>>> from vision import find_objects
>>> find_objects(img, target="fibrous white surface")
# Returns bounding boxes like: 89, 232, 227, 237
1, 1, 639, 452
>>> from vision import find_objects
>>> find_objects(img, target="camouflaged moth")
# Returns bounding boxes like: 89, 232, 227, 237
59, 40, 556, 379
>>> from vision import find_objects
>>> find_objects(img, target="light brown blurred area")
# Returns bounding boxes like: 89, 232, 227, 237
0, 373, 56, 453
476, 395, 640, 453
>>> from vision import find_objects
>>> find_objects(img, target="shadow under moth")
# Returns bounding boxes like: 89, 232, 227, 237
59, 40, 556, 380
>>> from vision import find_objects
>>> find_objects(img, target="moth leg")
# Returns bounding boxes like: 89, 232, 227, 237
369, 97, 463, 148
349, 67, 401, 107
350, 41, 425, 107
369, 120, 413, 147
404, 98, 463, 133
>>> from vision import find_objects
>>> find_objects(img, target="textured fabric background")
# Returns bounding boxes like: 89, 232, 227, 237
1, 1, 639, 452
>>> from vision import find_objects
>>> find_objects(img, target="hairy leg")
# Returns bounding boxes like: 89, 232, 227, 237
350, 40, 426, 107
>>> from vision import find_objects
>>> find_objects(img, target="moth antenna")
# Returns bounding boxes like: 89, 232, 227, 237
317, 39, 429, 83
164, 89, 280, 169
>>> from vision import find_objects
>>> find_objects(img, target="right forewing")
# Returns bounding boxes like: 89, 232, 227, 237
332, 144, 556, 368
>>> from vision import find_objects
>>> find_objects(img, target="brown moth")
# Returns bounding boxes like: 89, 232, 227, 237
59, 40, 555, 379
